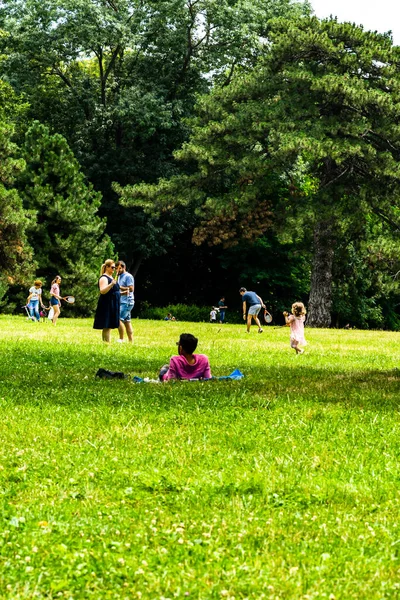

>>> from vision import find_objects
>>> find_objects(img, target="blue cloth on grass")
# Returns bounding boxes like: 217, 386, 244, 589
132, 369, 244, 383
215, 368, 244, 380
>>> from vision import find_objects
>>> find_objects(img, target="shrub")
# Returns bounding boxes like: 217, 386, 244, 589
137, 302, 242, 323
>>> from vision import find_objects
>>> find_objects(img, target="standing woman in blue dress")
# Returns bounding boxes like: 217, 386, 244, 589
93, 259, 120, 342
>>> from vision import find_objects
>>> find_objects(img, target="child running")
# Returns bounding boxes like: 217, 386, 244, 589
159, 333, 211, 381
283, 302, 307, 354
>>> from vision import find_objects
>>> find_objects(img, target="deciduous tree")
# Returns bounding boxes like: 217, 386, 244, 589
0, 0, 310, 272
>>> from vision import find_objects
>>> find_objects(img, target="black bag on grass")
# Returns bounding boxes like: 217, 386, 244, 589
95, 368, 128, 380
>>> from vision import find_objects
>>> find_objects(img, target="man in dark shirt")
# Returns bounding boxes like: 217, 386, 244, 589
239, 287, 265, 333
218, 297, 227, 323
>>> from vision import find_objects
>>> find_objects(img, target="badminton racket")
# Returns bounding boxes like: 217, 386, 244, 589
264, 309, 273, 324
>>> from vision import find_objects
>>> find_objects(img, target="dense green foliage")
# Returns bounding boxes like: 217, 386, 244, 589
0, 0, 310, 270
121, 17, 400, 327
0, 80, 33, 301
138, 303, 215, 323
1, 4, 400, 327
1, 316, 400, 597
18, 122, 111, 315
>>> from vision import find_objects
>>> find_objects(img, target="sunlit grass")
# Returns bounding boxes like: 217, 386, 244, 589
1, 315, 400, 599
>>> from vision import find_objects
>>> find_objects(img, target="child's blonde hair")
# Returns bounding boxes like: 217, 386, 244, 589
292, 302, 306, 317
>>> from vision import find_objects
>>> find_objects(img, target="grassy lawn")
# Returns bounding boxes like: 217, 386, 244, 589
1, 315, 400, 599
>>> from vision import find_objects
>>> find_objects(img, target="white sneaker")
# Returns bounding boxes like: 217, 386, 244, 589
116, 339, 126, 343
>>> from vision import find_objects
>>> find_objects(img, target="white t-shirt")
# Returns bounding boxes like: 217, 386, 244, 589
29, 286, 42, 301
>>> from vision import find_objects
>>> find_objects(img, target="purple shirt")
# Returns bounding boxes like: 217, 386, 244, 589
163, 354, 211, 381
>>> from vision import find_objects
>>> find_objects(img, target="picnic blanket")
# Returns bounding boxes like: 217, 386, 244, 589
132, 368, 244, 384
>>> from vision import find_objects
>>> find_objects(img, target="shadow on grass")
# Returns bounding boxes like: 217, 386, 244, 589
5, 350, 400, 412
240, 364, 400, 408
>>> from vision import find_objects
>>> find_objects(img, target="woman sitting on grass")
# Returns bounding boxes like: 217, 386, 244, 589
159, 333, 211, 381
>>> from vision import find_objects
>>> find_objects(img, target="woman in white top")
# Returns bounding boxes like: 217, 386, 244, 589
27, 279, 45, 322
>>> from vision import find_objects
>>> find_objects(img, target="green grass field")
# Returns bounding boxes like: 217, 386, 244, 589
1, 315, 400, 599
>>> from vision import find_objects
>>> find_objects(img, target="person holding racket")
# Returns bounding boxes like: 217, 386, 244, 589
49, 276, 75, 324
49, 275, 64, 326
239, 287, 265, 334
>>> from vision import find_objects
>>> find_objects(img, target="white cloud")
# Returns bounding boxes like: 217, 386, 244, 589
310, 0, 400, 45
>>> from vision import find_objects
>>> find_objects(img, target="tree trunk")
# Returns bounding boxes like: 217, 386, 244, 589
307, 219, 335, 328
130, 256, 143, 278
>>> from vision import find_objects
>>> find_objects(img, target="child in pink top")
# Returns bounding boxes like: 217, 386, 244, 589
159, 333, 211, 381
283, 302, 307, 354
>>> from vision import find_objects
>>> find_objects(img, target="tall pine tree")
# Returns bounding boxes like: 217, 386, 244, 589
0, 79, 33, 304
19, 121, 111, 314
120, 17, 400, 326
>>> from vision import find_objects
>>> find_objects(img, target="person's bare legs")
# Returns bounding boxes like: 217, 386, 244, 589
125, 321, 133, 342
52, 304, 60, 325
102, 328, 111, 343
253, 314, 263, 332
246, 314, 252, 332
118, 321, 133, 342
291, 340, 303, 354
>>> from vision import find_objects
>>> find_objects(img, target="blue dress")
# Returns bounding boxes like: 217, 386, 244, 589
93, 275, 120, 329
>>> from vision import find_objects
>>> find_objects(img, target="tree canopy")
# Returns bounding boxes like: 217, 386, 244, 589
2, 7, 400, 327
120, 17, 400, 326
0, 0, 310, 271
18, 121, 111, 314
0, 79, 33, 302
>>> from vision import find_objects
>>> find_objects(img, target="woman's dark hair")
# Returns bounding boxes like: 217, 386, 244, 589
178, 333, 198, 354
51, 275, 61, 285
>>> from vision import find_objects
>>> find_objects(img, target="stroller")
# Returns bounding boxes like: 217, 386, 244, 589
40, 306, 51, 322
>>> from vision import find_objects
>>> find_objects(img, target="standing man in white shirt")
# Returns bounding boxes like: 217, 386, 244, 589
116, 261, 135, 343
